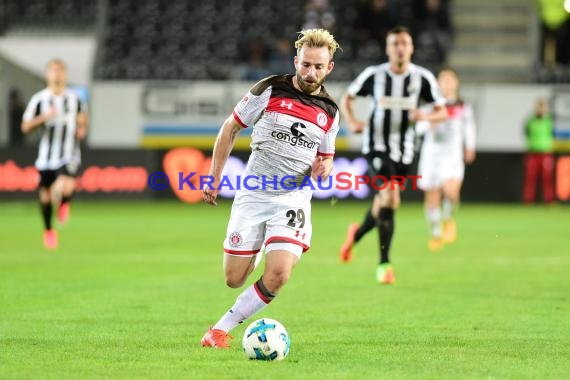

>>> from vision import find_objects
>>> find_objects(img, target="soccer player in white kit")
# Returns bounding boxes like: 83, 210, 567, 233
21, 59, 88, 250
416, 68, 476, 251
201, 29, 340, 348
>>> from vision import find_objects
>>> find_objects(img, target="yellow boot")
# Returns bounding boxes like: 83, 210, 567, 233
428, 237, 444, 252
442, 220, 457, 244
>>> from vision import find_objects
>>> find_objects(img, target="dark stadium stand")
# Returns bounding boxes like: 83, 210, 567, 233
0, 0, 97, 31
1, 0, 568, 83
94, 0, 423, 81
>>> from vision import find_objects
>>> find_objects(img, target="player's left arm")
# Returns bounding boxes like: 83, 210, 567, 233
413, 104, 447, 125
76, 100, 88, 140
313, 111, 339, 180
463, 104, 477, 164
410, 71, 448, 125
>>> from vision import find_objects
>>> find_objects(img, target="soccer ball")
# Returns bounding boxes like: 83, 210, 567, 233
242, 318, 290, 361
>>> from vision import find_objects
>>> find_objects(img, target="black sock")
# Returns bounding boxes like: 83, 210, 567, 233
61, 192, 74, 205
40, 202, 53, 230
377, 208, 395, 264
355, 208, 376, 243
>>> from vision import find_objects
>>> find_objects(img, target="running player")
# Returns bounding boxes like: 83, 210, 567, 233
416, 68, 476, 251
21, 59, 88, 249
339, 26, 447, 283
201, 29, 340, 348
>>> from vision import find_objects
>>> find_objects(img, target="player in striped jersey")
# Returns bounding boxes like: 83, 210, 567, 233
416, 68, 476, 251
21, 59, 88, 250
201, 29, 340, 348
339, 26, 448, 284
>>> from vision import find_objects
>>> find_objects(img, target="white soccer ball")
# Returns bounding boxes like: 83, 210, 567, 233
242, 318, 290, 361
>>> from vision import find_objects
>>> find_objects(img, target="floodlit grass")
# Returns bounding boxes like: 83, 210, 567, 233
1, 200, 569, 379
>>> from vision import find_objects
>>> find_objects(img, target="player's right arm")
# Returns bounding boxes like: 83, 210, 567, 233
340, 94, 366, 133
203, 116, 242, 206
342, 66, 375, 134
21, 95, 56, 134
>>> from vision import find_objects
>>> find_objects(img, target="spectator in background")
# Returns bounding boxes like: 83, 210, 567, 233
523, 98, 555, 204
353, 0, 399, 61
412, 0, 453, 66
268, 37, 294, 75
537, 0, 570, 64
302, 0, 336, 32
239, 37, 271, 81
9, 89, 25, 146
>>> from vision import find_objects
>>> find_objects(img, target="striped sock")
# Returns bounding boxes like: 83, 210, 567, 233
213, 277, 274, 333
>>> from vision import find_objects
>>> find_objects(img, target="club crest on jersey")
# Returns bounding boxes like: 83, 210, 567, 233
316, 112, 328, 127
229, 232, 243, 248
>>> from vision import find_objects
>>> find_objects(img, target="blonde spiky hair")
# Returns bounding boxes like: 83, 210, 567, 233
294, 28, 340, 60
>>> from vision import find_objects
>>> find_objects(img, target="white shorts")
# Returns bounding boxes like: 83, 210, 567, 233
223, 190, 312, 259
417, 154, 465, 191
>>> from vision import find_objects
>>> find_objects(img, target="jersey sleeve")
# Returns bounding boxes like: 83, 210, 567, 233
22, 94, 42, 122
346, 66, 375, 97
232, 85, 271, 128
317, 111, 340, 157
78, 98, 88, 113
419, 70, 446, 106
463, 104, 477, 150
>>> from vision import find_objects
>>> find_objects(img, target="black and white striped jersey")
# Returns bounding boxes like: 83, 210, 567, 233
347, 63, 445, 164
22, 88, 87, 171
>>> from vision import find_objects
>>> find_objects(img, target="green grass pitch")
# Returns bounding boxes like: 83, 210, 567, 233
1, 200, 569, 379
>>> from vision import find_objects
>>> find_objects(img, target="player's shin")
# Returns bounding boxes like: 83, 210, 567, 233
426, 207, 442, 238
376, 208, 395, 264
212, 277, 275, 333
355, 207, 376, 243
40, 201, 53, 231
442, 198, 456, 221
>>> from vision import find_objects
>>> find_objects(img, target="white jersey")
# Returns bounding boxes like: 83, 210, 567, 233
417, 100, 477, 189
417, 101, 476, 161
232, 75, 340, 194
22, 88, 87, 171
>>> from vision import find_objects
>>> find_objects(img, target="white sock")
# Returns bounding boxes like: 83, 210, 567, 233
442, 198, 455, 221
213, 282, 271, 333
426, 207, 442, 238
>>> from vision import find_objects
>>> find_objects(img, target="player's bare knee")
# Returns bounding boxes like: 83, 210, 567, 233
39, 189, 50, 203
225, 276, 245, 289
224, 270, 247, 288
265, 268, 291, 292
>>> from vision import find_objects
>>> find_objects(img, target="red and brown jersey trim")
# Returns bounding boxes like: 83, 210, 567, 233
250, 74, 338, 132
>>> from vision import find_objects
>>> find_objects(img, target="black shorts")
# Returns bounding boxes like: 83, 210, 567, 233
38, 169, 60, 189
61, 162, 81, 177
38, 163, 80, 189
365, 152, 410, 190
